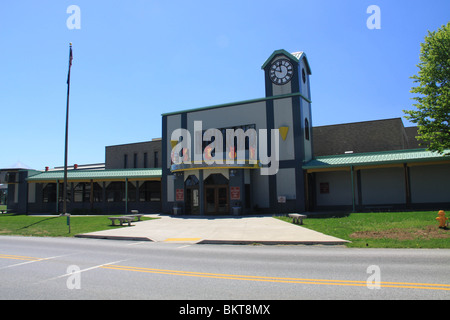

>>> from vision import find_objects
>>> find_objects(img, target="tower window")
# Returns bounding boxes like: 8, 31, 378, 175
305, 118, 310, 141
302, 68, 306, 84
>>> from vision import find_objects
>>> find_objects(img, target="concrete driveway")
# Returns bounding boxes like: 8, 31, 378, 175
76, 214, 349, 245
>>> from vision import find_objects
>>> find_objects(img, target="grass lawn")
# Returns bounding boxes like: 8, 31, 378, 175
0, 214, 155, 238
278, 211, 450, 248
1, 211, 449, 248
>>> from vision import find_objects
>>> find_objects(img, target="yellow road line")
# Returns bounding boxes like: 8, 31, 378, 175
0, 254, 42, 262
101, 264, 450, 291
2, 252, 448, 292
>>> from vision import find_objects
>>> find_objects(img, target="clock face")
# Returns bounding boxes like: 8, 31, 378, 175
269, 59, 294, 85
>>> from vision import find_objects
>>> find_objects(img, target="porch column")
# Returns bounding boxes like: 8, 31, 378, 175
125, 178, 128, 214
350, 166, 356, 212
199, 170, 204, 216
404, 163, 411, 209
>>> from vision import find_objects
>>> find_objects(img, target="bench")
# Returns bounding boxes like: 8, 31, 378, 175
128, 214, 143, 221
288, 213, 307, 225
108, 216, 134, 226
129, 210, 143, 221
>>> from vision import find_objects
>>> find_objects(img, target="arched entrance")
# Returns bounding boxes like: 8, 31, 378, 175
204, 173, 229, 215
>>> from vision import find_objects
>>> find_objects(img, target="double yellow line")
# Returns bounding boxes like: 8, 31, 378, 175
2, 253, 449, 292
101, 264, 450, 291
0, 253, 43, 262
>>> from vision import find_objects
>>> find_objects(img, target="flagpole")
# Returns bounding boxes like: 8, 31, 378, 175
63, 43, 73, 215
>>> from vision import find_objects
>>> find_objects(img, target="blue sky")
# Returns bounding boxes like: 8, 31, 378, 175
1, 0, 449, 170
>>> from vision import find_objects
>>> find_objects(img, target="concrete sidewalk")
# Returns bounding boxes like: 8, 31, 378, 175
76, 215, 349, 245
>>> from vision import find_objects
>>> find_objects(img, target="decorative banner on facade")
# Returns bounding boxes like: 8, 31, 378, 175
176, 189, 184, 201
230, 186, 240, 200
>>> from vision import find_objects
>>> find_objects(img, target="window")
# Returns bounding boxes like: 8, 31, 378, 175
139, 181, 161, 202
185, 175, 199, 187
144, 152, 148, 168
43, 183, 57, 203
134, 153, 138, 168
74, 182, 103, 202
128, 181, 136, 202
92, 183, 103, 202
106, 182, 125, 202
58, 183, 71, 203
5, 172, 17, 183
154, 151, 159, 168
74, 183, 90, 203
204, 173, 229, 185
305, 118, 310, 141
123, 154, 128, 168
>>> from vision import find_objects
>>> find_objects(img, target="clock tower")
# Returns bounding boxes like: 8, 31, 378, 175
262, 49, 312, 99
261, 49, 313, 161
261, 49, 313, 212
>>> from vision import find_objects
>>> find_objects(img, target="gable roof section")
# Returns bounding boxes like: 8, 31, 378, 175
261, 49, 312, 74
27, 168, 162, 182
303, 149, 450, 170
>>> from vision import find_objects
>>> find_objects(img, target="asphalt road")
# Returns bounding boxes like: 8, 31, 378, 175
0, 236, 449, 303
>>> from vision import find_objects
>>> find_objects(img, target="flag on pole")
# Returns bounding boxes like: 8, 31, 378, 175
67, 43, 73, 84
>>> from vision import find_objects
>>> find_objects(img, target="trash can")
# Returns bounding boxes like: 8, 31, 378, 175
232, 207, 241, 216
173, 207, 182, 215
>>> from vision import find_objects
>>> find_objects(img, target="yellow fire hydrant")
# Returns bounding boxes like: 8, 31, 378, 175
436, 210, 448, 229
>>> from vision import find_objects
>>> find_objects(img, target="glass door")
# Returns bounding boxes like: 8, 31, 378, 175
217, 187, 228, 213
186, 188, 200, 215
205, 187, 216, 214
205, 185, 229, 215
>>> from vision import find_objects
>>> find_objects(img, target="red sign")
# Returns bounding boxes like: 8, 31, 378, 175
176, 189, 184, 201
230, 187, 240, 200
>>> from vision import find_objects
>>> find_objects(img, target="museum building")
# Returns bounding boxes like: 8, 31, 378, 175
1, 50, 449, 215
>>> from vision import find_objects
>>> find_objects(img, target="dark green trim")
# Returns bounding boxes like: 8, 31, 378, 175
161, 92, 312, 116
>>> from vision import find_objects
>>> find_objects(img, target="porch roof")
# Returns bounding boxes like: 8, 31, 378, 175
303, 149, 450, 171
26, 168, 162, 182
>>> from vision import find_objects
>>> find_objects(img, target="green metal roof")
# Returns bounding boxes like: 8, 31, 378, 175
261, 49, 312, 74
27, 168, 162, 182
303, 149, 450, 170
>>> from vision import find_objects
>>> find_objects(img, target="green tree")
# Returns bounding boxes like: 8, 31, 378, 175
403, 22, 450, 154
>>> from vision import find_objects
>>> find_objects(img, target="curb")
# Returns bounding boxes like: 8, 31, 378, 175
74, 234, 153, 242
198, 240, 350, 245
74, 234, 349, 245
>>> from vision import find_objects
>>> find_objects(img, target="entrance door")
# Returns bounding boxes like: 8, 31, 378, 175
186, 188, 200, 215
205, 185, 229, 215
185, 175, 200, 215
